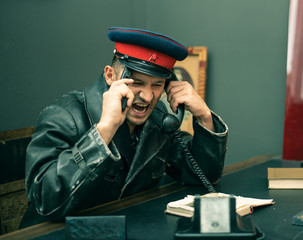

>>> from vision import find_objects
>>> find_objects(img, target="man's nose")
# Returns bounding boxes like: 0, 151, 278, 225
139, 86, 153, 103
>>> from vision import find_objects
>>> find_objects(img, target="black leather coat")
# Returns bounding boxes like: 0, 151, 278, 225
22, 75, 228, 226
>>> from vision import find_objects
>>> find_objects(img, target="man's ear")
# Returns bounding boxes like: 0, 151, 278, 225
104, 65, 116, 86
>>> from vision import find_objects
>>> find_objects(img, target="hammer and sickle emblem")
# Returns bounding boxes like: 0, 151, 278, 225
149, 52, 158, 62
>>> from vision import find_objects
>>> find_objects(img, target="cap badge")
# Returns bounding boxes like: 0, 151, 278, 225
149, 52, 158, 62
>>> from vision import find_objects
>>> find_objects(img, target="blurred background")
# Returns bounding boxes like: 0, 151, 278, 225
0, 0, 290, 165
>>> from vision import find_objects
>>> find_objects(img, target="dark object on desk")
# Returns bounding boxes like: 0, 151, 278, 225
292, 211, 303, 226
65, 215, 126, 240
175, 195, 258, 239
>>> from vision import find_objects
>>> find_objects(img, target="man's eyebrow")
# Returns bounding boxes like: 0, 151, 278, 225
153, 79, 166, 84
154, 80, 165, 84
132, 78, 165, 84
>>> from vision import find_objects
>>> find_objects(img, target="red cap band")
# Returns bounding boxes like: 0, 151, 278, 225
115, 42, 176, 69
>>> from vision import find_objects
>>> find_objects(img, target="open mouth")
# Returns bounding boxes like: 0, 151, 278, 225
132, 102, 149, 114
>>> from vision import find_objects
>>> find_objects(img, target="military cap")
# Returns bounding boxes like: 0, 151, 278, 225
108, 27, 188, 78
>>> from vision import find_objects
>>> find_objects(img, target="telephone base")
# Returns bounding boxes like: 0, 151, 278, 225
174, 215, 257, 240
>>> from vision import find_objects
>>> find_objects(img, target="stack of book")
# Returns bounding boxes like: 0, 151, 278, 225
268, 168, 303, 189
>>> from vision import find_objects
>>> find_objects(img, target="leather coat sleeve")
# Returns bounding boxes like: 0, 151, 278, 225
25, 104, 121, 221
166, 111, 228, 186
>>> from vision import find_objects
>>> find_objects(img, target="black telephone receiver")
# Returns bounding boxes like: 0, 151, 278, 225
158, 72, 185, 134
121, 67, 133, 112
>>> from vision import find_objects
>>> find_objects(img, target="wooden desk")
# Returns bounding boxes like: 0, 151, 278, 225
1, 154, 302, 240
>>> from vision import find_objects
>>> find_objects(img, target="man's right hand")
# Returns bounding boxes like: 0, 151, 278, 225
96, 79, 134, 145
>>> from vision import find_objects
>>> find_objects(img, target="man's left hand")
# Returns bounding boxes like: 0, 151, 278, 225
166, 81, 214, 131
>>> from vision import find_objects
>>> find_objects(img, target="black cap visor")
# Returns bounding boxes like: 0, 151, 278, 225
115, 51, 173, 79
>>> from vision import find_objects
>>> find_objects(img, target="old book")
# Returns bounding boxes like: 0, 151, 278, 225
165, 193, 274, 218
268, 168, 303, 189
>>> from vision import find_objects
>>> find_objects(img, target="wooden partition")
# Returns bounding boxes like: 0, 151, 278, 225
0, 127, 35, 234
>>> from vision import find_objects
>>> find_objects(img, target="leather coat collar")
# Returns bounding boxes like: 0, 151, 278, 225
84, 74, 107, 125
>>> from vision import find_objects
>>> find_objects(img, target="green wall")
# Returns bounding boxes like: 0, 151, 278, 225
0, 0, 289, 165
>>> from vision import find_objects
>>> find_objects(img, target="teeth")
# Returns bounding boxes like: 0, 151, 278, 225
136, 103, 148, 107
133, 102, 148, 113
134, 108, 146, 113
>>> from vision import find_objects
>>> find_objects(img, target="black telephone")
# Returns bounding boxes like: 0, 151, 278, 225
175, 196, 261, 239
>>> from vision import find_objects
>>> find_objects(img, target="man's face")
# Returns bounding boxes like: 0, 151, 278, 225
125, 71, 166, 129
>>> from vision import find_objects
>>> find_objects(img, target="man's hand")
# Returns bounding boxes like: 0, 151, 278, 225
166, 81, 214, 131
97, 79, 134, 145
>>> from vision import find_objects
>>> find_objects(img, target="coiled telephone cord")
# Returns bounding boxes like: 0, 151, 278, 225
174, 131, 217, 193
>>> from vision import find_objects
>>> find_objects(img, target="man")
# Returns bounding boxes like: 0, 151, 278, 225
21, 27, 228, 227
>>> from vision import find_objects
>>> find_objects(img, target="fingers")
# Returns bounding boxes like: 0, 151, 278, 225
166, 80, 192, 92
107, 79, 134, 114
125, 89, 135, 108
110, 79, 134, 101
100, 79, 134, 127
166, 81, 193, 111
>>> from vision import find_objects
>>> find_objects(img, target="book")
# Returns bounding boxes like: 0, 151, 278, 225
268, 168, 303, 189
165, 192, 274, 218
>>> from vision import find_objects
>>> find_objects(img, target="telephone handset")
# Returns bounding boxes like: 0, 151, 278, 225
161, 72, 185, 134
148, 71, 185, 134
120, 67, 133, 112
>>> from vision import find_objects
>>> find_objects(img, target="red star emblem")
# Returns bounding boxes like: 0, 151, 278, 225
149, 52, 158, 62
